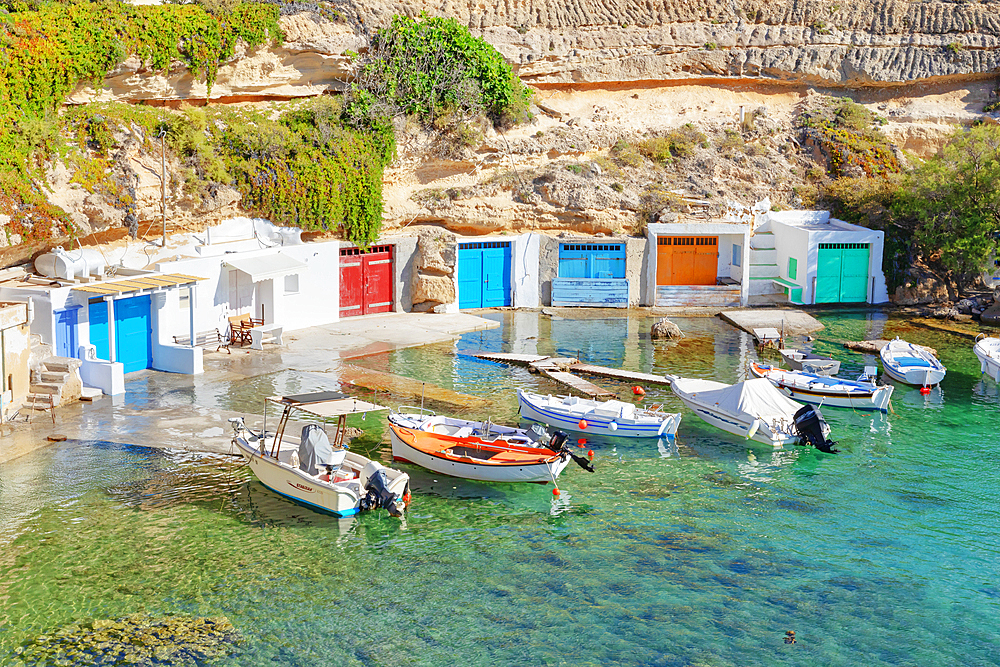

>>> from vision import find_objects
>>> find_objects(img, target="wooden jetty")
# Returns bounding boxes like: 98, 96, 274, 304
569, 364, 673, 386
466, 352, 670, 398
340, 365, 491, 409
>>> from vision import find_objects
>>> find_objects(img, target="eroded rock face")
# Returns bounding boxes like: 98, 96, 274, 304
894, 265, 952, 305
411, 228, 457, 311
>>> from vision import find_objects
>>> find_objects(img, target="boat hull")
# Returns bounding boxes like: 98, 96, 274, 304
672, 392, 796, 447
233, 437, 408, 517
880, 339, 947, 387
974, 338, 1000, 382
388, 424, 569, 483
517, 390, 681, 438
749, 363, 893, 412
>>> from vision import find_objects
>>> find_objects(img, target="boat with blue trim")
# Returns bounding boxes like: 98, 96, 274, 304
229, 392, 409, 518
749, 361, 894, 412
879, 337, 946, 387
974, 334, 1000, 382
517, 389, 681, 439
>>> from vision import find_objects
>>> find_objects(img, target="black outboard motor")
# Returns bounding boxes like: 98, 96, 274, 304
549, 430, 595, 472
360, 469, 404, 517
793, 404, 837, 454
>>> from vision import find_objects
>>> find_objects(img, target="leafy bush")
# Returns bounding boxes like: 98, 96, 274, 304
637, 125, 707, 165
347, 14, 531, 132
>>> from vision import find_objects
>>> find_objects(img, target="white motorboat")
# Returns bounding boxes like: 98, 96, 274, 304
749, 361, 894, 412
517, 389, 682, 438
778, 348, 841, 376
229, 391, 410, 517
669, 376, 836, 452
879, 338, 946, 387
386, 409, 593, 483
974, 334, 1000, 382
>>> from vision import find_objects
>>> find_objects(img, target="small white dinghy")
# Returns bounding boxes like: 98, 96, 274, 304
517, 389, 682, 438
669, 376, 836, 452
778, 348, 841, 376
229, 392, 409, 517
879, 338, 946, 387
974, 334, 1000, 382
749, 361, 894, 412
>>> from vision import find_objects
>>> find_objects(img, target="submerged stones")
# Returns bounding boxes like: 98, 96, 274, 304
10, 614, 242, 666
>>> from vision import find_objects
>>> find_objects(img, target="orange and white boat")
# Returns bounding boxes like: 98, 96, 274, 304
387, 415, 589, 483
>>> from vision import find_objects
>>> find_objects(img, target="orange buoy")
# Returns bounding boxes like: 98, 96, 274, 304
633, 386, 645, 396
552, 488, 561, 496
578, 419, 588, 430
577, 438, 587, 445
587, 450, 594, 459
920, 386, 931, 395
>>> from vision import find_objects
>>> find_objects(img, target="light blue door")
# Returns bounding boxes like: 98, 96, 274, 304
114, 295, 152, 374
89, 300, 109, 361
54, 307, 79, 358
458, 242, 511, 308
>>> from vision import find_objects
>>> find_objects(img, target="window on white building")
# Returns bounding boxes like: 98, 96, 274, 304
284, 273, 299, 295
732, 244, 741, 267
179, 287, 190, 308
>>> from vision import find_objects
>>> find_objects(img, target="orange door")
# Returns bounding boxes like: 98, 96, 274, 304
656, 237, 718, 285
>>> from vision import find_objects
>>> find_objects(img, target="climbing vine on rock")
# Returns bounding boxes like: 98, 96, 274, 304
0, 0, 282, 243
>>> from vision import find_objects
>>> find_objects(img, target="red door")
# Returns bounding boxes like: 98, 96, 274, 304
340, 245, 394, 318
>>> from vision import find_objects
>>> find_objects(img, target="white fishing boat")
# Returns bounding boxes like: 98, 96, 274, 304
974, 334, 1000, 382
386, 409, 593, 483
778, 348, 841, 376
749, 361, 894, 412
669, 376, 836, 452
879, 338, 946, 387
517, 389, 682, 438
229, 391, 410, 517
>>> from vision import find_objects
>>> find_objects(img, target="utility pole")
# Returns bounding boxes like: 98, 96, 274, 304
159, 129, 167, 247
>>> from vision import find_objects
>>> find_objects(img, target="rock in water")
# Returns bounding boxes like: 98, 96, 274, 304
651, 317, 683, 339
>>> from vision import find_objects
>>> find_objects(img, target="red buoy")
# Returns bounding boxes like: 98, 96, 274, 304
552, 488, 561, 496
577, 438, 587, 445
587, 450, 594, 459
578, 419, 588, 430
920, 386, 931, 395
633, 386, 645, 396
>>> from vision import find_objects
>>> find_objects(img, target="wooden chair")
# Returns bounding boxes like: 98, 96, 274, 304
227, 314, 262, 347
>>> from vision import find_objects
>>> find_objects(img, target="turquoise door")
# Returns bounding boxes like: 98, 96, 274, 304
458, 242, 511, 308
816, 243, 870, 303
89, 300, 110, 361
115, 295, 152, 373
54, 307, 79, 359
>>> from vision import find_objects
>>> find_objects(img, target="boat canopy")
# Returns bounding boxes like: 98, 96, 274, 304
266, 392, 388, 419
684, 377, 803, 420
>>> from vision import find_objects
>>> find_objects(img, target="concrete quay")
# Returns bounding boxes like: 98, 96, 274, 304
0, 312, 499, 464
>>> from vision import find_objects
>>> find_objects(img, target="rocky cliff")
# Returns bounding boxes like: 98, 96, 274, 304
42, 1, 1000, 259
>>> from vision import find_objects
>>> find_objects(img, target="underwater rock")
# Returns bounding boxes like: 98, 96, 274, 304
651, 317, 683, 340
10, 614, 242, 666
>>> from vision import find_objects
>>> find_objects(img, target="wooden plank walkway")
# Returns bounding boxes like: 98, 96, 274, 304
569, 364, 673, 386
340, 365, 491, 409
537, 369, 615, 398
468, 352, 550, 365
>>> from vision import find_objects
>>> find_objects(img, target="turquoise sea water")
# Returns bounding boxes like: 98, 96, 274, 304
1, 311, 998, 666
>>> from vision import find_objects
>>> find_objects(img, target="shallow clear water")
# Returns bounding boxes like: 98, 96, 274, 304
2, 311, 999, 666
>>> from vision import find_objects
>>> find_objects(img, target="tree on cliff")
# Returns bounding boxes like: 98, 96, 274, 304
898, 124, 1000, 278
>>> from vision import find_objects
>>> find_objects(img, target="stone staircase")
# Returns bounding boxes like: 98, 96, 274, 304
25, 357, 84, 419
747, 231, 790, 306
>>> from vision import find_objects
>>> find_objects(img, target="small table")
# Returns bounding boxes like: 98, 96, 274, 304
250, 324, 283, 350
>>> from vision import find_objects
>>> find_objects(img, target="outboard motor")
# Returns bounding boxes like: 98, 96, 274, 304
793, 404, 837, 454
549, 430, 595, 472
360, 469, 404, 517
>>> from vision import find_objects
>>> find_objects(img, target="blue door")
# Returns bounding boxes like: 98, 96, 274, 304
458, 242, 511, 308
89, 300, 109, 361
115, 295, 152, 374
54, 307, 80, 358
